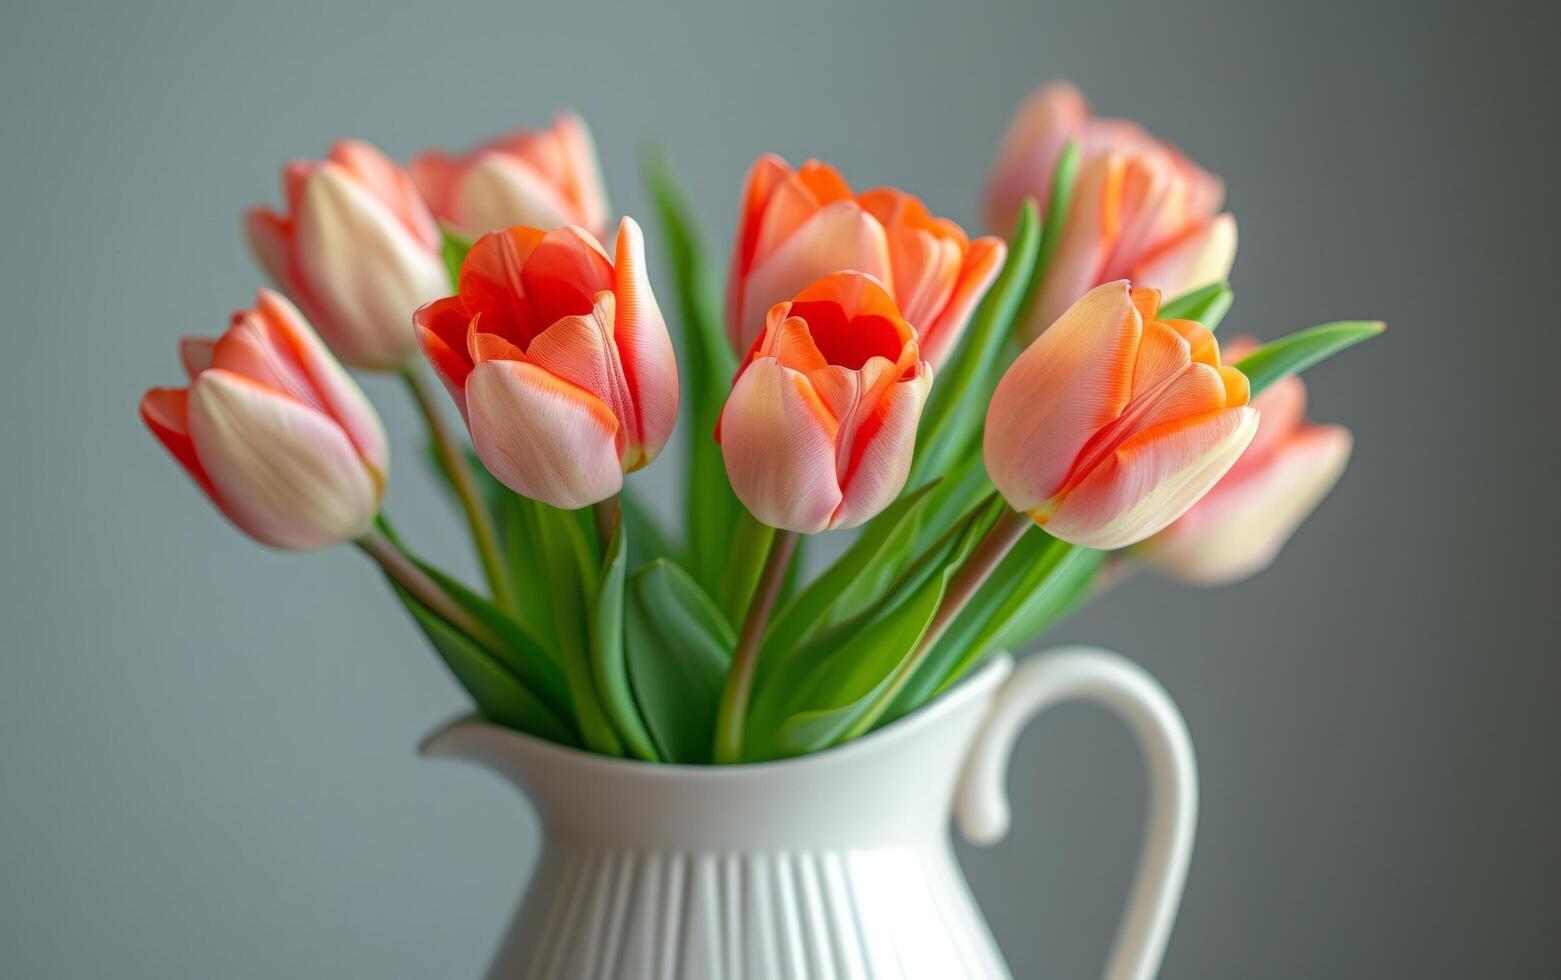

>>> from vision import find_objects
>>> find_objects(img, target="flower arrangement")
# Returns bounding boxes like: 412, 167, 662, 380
142, 82, 1379, 765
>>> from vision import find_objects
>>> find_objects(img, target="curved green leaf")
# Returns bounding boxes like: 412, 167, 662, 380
440, 227, 472, 289
644, 150, 743, 601
625, 560, 736, 764
761, 496, 1003, 759
760, 482, 937, 674
498, 491, 622, 756
1028, 139, 1082, 311
588, 510, 659, 761
387, 581, 577, 746
1159, 281, 1234, 330
912, 198, 1041, 485
1236, 320, 1385, 396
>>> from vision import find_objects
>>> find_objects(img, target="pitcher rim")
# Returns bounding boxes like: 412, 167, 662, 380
421, 651, 1014, 778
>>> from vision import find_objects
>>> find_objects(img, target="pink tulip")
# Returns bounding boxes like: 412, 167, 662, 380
411, 113, 609, 242
414, 219, 678, 510
1140, 338, 1353, 584
984, 281, 1257, 549
727, 155, 1004, 367
246, 140, 449, 370
141, 290, 389, 550
717, 272, 932, 534
985, 82, 1236, 339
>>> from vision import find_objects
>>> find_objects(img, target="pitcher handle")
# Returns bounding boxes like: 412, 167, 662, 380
955, 646, 1198, 980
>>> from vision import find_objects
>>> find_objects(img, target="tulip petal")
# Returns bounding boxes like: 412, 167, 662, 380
179, 337, 216, 377
1132, 213, 1238, 301
830, 368, 932, 530
553, 112, 610, 239
611, 216, 679, 469
414, 296, 478, 405
187, 370, 380, 550
293, 164, 448, 368
984, 281, 1139, 511
520, 225, 615, 327
1027, 153, 1123, 335
985, 80, 1089, 238
255, 290, 389, 478
141, 387, 218, 499
1147, 424, 1351, 584
525, 291, 634, 457
882, 226, 961, 336
328, 139, 443, 252
735, 200, 891, 352
1044, 405, 1259, 549
920, 235, 1006, 367
456, 153, 575, 239
408, 151, 465, 228
719, 358, 842, 534
464, 360, 623, 510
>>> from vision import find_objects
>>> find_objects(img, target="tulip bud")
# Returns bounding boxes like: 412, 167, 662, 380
141, 290, 389, 550
984, 281, 1257, 549
727, 155, 1004, 367
984, 82, 1236, 339
414, 218, 678, 510
411, 112, 610, 242
1140, 339, 1353, 584
246, 140, 449, 370
718, 272, 932, 534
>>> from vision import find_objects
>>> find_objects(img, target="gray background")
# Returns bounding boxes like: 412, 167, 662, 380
2, 0, 1556, 976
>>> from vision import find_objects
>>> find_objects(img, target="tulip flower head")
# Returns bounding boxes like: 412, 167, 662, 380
984, 281, 1258, 550
411, 113, 610, 242
140, 290, 389, 550
414, 218, 678, 511
986, 82, 1236, 339
727, 155, 1005, 367
1140, 338, 1353, 584
717, 272, 932, 534
246, 140, 449, 370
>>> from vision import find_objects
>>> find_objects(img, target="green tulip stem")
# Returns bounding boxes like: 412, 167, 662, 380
356, 527, 504, 654
847, 507, 1035, 740
399, 366, 518, 617
712, 527, 799, 764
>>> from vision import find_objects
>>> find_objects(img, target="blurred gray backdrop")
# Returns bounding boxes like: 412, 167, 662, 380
2, 0, 1556, 976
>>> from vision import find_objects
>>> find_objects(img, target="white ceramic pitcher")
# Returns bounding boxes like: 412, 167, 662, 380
422, 647, 1197, 979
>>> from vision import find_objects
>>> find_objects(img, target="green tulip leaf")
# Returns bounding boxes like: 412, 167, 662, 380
717, 509, 779, 628
644, 150, 744, 603
1158, 281, 1234, 331
498, 491, 623, 756
761, 496, 1003, 759
1027, 138, 1082, 314
912, 197, 1041, 485
588, 509, 659, 761
440, 227, 473, 290
889, 533, 1104, 719
760, 482, 937, 681
386, 581, 577, 746
624, 559, 736, 764
1236, 320, 1385, 396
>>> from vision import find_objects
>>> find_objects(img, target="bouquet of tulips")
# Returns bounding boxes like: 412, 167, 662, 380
142, 83, 1379, 764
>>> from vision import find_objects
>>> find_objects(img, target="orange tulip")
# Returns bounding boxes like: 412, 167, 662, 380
984, 281, 1257, 549
717, 272, 932, 533
1141, 338, 1353, 584
414, 219, 678, 510
141, 290, 389, 550
985, 82, 1236, 339
727, 155, 1004, 367
411, 113, 609, 242
246, 140, 449, 369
